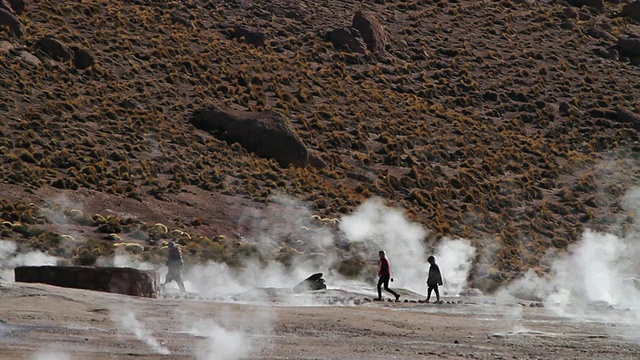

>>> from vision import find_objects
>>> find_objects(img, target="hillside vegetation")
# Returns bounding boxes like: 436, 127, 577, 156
1, 0, 639, 288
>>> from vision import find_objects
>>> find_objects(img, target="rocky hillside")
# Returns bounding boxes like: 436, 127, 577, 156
1, 0, 639, 287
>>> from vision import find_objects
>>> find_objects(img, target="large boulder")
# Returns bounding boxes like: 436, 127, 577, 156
352, 11, 389, 53
71, 46, 95, 69
293, 273, 327, 293
14, 266, 160, 298
620, 1, 640, 20
1, 0, 23, 14
0, 8, 23, 37
8, 0, 24, 14
35, 36, 74, 63
190, 107, 310, 167
617, 37, 640, 57
324, 27, 367, 53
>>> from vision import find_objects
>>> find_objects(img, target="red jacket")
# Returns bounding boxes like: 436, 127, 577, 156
379, 257, 391, 277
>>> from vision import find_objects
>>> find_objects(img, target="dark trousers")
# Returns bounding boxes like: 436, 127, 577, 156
164, 265, 186, 292
377, 275, 399, 299
427, 284, 439, 301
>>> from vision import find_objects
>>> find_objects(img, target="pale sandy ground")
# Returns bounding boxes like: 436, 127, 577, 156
1, 280, 639, 360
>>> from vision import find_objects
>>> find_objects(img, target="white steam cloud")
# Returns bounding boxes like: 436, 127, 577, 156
505, 187, 640, 326
339, 197, 429, 294
30, 352, 72, 360
194, 322, 253, 360
434, 238, 476, 296
111, 309, 170, 355
0, 240, 60, 281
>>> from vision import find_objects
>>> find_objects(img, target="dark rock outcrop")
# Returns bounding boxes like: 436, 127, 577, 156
226, 26, 266, 47
615, 108, 640, 130
617, 37, 640, 57
293, 273, 327, 293
2, 0, 23, 14
620, 1, 640, 20
72, 47, 95, 69
325, 27, 367, 53
352, 11, 389, 53
35, 36, 74, 63
190, 107, 310, 167
8, 0, 23, 14
14, 266, 160, 298
567, 0, 604, 11
0, 8, 23, 37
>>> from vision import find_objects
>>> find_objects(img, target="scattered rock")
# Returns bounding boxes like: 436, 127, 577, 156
513, 0, 536, 7
567, 0, 604, 12
620, 1, 640, 21
0, 39, 13, 53
35, 36, 74, 63
72, 47, 95, 70
307, 152, 327, 170
563, 6, 579, 18
352, 11, 389, 53
119, 99, 142, 110
585, 27, 618, 42
190, 107, 310, 167
14, 266, 160, 298
617, 37, 640, 57
324, 27, 367, 53
615, 108, 640, 130
226, 26, 266, 47
17, 49, 41, 67
171, 12, 193, 28
293, 273, 327, 293
0, 8, 24, 37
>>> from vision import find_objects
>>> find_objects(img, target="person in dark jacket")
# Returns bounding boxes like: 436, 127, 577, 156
377, 250, 400, 302
426, 255, 443, 303
163, 241, 186, 293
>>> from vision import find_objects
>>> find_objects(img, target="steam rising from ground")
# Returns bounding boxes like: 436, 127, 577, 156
0, 240, 59, 280
111, 309, 170, 355
30, 352, 72, 360
184, 309, 273, 360
339, 197, 428, 294
505, 187, 640, 326
434, 238, 476, 296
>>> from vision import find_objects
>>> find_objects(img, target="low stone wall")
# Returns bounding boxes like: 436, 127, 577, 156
14, 266, 159, 298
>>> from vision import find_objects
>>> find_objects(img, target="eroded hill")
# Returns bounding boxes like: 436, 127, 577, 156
1, 0, 639, 288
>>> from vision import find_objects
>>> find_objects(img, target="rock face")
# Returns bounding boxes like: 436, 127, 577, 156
293, 273, 327, 293
352, 11, 389, 53
35, 36, 74, 62
190, 107, 310, 167
325, 27, 367, 53
620, 1, 640, 20
0, 8, 23, 37
14, 266, 160, 298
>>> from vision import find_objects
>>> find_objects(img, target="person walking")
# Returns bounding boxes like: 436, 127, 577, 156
163, 241, 186, 293
426, 255, 443, 303
377, 250, 400, 302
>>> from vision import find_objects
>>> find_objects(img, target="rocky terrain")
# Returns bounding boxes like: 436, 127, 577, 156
0, 0, 639, 290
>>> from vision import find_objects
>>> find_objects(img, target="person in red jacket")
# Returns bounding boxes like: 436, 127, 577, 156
377, 250, 400, 302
